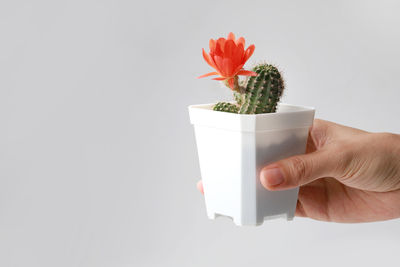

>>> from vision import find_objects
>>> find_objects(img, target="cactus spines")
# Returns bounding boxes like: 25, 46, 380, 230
233, 91, 244, 106
238, 64, 284, 114
213, 102, 239, 113
210, 64, 284, 114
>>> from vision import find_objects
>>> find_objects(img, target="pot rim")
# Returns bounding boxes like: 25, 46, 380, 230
188, 102, 314, 117
188, 102, 315, 132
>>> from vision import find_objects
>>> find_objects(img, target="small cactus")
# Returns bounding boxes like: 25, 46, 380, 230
233, 91, 244, 106
239, 64, 285, 114
198, 33, 285, 115
213, 102, 239, 113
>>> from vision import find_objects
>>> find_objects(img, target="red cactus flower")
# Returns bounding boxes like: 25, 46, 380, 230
198, 32, 257, 90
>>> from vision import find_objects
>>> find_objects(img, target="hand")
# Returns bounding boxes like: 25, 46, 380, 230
197, 119, 400, 223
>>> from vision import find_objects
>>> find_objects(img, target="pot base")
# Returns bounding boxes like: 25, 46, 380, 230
207, 211, 295, 226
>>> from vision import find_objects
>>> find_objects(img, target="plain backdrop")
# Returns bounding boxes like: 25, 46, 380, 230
1, 0, 400, 266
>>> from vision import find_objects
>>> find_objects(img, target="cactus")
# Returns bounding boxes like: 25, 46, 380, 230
239, 64, 284, 114
233, 91, 244, 106
212, 64, 285, 115
199, 33, 284, 114
213, 102, 239, 113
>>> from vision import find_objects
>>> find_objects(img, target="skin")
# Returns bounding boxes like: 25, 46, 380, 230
197, 119, 400, 223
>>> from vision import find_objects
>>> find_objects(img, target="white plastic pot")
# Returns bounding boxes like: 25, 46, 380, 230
189, 103, 315, 226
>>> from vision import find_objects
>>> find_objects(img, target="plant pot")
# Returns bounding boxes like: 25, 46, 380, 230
188, 103, 315, 226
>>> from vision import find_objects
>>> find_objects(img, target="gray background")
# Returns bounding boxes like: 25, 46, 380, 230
1, 0, 400, 266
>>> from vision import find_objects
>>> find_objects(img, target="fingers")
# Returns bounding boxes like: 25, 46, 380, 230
260, 149, 343, 191
260, 119, 348, 191
197, 180, 204, 195
307, 119, 334, 150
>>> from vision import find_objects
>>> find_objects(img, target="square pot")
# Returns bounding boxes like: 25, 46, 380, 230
189, 103, 315, 226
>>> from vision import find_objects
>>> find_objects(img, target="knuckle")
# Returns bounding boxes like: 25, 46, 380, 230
288, 156, 309, 183
329, 142, 356, 178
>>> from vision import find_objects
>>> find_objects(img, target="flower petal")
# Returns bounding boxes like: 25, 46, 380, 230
224, 39, 236, 59
237, 70, 258, 76
235, 37, 245, 47
216, 38, 226, 53
221, 58, 234, 76
232, 43, 244, 67
213, 55, 224, 73
227, 32, 235, 41
243, 44, 255, 62
209, 39, 216, 52
197, 72, 219, 79
232, 63, 244, 76
202, 48, 217, 69
212, 77, 226, 81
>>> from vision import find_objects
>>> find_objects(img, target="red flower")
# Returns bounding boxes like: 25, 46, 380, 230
198, 32, 257, 90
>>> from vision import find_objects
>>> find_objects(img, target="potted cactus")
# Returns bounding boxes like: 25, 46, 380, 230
189, 33, 315, 226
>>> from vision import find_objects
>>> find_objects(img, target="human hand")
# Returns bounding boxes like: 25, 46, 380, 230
197, 119, 400, 223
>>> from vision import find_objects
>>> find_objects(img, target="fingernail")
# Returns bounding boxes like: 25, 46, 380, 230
262, 168, 284, 187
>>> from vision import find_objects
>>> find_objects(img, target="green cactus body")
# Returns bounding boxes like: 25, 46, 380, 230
233, 91, 244, 106
213, 102, 239, 113
239, 64, 284, 114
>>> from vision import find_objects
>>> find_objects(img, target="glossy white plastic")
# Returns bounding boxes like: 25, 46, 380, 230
189, 103, 315, 226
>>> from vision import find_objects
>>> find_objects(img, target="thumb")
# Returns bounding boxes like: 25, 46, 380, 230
260, 150, 343, 191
